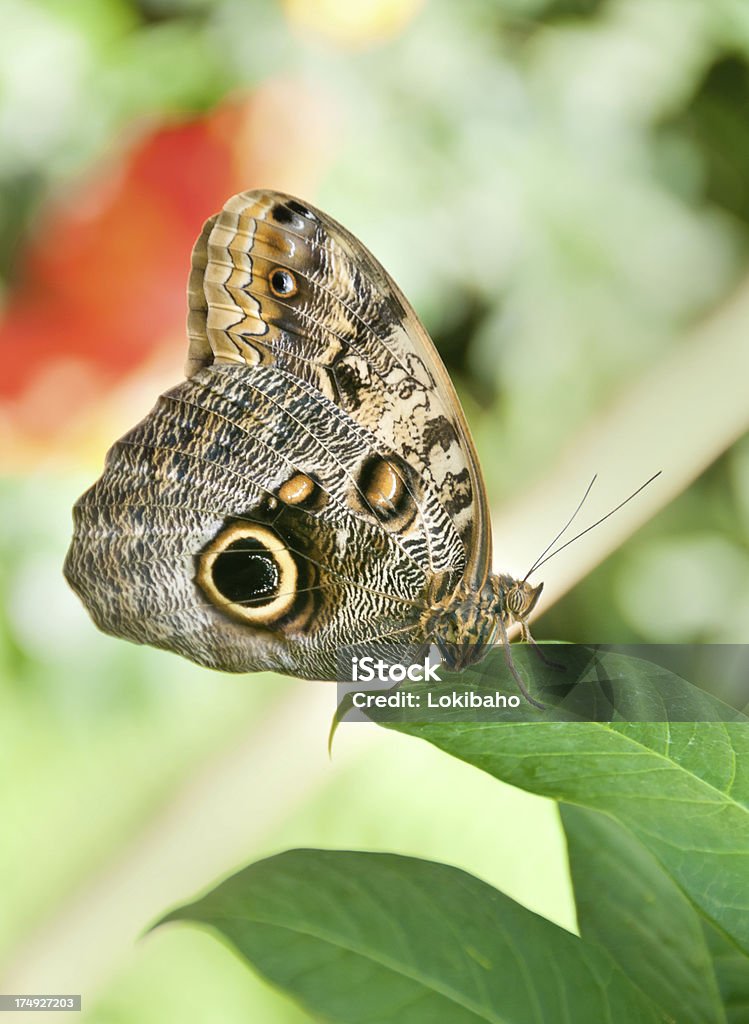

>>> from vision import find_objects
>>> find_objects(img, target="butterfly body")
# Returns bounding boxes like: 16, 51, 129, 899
420, 573, 543, 671
65, 190, 542, 685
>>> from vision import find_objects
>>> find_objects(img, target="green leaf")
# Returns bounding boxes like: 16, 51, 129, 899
702, 922, 749, 1024
368, 648, 749, 956
161, 849, 665, 1024
561, 804, 727, 1024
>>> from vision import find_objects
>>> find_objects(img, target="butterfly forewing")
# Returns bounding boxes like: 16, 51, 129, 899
188, 191, 491, 582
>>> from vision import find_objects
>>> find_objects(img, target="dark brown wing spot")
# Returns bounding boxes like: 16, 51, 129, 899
287, 199, 316, 220
356, 455, 416, 527
269, 267, 298, 297
212, 537, 279, 606
367, 459, 404, 516
442, 468, 473, 517
272, 203, 299, 226
423, 415, 459, 452
333, 360, 365, 410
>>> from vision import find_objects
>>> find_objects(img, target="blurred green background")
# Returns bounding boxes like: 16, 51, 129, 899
1, 0, 748, 1020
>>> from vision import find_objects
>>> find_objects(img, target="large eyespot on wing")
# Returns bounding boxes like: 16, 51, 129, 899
185, 189, 493, 590
196, 522, 298, 626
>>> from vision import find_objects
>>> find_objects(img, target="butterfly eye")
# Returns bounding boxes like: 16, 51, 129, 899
197, 523, 298, 625
269, 267, 298, 297
506, 581, 544, 620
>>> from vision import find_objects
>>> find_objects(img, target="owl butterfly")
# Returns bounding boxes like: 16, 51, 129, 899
64, 190, 546, 705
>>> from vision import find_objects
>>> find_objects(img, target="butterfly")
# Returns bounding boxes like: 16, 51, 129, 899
64, 190, 545, 704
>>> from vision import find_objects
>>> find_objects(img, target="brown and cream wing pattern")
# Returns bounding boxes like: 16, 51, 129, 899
64, 190, 494, 679
186, 190, 492, 584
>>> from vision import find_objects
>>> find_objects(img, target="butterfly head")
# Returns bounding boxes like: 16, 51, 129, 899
500, 576, 544, 626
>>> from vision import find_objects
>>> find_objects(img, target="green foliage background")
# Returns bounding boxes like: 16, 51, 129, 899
1, 0, 748, 1020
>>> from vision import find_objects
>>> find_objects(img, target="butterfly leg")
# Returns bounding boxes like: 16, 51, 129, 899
521, 623, 566, 672
497, 616, 547, 710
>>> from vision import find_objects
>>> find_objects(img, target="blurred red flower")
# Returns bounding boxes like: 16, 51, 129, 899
0, 79, 336, 465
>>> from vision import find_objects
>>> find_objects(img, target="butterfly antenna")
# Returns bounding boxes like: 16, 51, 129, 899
528, 471, 662, 576
523, 474, 598, 582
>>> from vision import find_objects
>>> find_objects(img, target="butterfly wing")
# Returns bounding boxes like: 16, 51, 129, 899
65, 190, 492, 678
